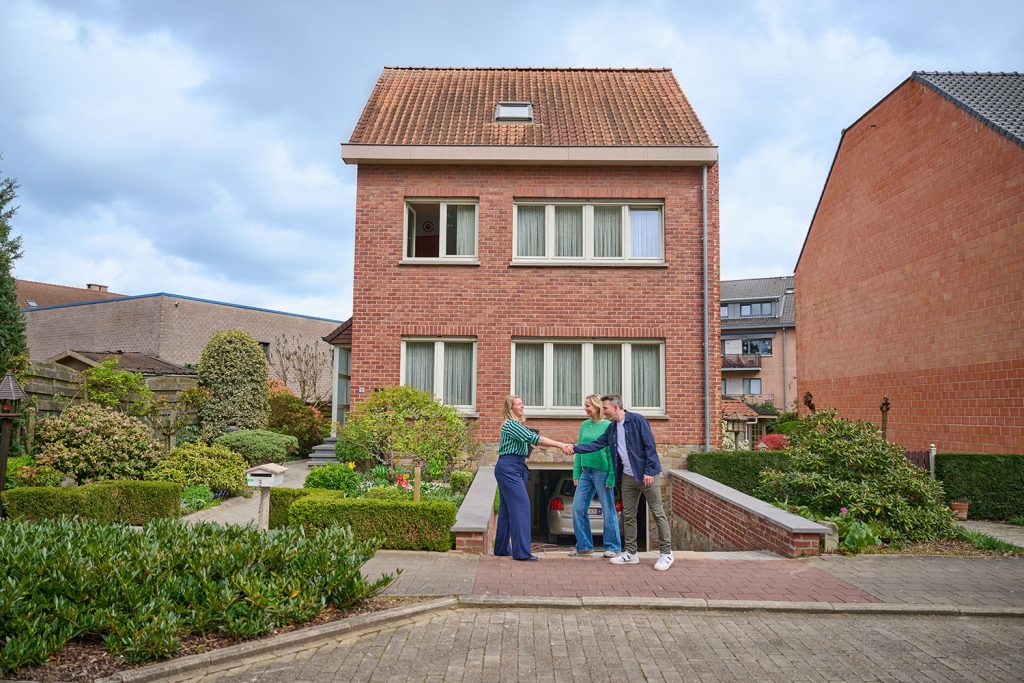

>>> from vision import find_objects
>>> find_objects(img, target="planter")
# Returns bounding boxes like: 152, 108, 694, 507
950, 501, 969, 521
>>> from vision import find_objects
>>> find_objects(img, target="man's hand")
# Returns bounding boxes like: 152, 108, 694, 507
562, 443, 575, 455
643, 475, 654, 487
573, 480, 579, 487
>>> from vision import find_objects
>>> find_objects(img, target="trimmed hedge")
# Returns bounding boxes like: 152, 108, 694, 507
273, 488, 456, 551
687, 450, 792, 496
268, 487, 336, 530
936, 453, 1024, 520
3, 480, 181, 524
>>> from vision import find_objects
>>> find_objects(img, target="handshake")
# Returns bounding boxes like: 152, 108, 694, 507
559, 443, 575, 456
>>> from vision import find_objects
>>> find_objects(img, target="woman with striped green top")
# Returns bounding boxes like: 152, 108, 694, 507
495, 395, 570, 561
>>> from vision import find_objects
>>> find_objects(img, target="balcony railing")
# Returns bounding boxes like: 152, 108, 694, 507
722, 393, 775, 408
722, 354, 761, 370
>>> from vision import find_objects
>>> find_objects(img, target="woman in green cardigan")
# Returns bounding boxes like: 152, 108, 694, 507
570, 394, 622, 558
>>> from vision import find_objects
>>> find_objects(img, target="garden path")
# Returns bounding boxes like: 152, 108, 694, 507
957, 520, 1024, 547
182, 459, 311, 527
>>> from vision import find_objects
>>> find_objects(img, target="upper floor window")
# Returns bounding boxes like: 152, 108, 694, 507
720, 304, 729, 318
401, 337, 477, 411
513, 202, 663, 264
742, 338, 772, 356
740, 301, 772, 317
512, 339, 664, 416
404, 200, 478, 262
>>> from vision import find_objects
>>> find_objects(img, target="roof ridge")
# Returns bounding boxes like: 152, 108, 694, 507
382, 66, 673, 72
913, 70, 1023, 76
16, 278, 124, 295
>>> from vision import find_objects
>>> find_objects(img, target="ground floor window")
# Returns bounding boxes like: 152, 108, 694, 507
511, 339, 664, 415
401, 338, 476, 411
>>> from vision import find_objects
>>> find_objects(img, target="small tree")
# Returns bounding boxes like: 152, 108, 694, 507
268, 334, 331, 404
197, 330, 269, 440
148, 385, 210, 452
82, 358, 154, 416
0, 171, 27, 372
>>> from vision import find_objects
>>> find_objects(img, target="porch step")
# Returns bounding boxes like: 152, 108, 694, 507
308, 438, 337, 467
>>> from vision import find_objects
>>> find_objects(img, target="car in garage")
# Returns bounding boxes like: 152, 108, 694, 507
546, 474, 623, 545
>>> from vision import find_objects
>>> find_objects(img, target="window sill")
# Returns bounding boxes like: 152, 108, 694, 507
525, 411, 669, 420
458, 410, 480, 419
510, 260, 667, 268
400, 259, 481, 266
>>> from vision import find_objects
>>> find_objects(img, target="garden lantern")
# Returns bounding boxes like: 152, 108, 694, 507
0, 371, 28, 505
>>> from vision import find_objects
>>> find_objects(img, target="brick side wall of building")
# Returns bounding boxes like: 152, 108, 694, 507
351, 164, 721, 454
796, 79, 1024, 453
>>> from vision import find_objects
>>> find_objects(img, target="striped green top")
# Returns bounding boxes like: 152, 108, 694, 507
498, 419, 540, 456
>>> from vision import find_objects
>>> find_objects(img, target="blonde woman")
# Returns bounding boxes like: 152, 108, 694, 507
570, 394, 621, 558
494, 395, 570, 561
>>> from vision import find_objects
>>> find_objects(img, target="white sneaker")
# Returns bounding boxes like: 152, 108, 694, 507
609, 551, 639, 565
654, 553, 675, 571
602, 550, 620, 559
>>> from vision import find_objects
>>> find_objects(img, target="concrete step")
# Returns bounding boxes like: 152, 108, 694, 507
308, 437, 337, 467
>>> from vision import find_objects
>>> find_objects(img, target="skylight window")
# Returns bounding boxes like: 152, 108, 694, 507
26, 299, 38, 308
495, 102, 533, 122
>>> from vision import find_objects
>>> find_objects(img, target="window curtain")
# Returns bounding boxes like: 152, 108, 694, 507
517, 206, 545, 256
405, 342, 435, 394
515, 344, 544, 406
553, 344, 582, 406
594, 206, 622, 257
631, 345, 660, 407
554, 206, 583, 257
629, 208, 661, 258
446, 205, 476, 256
593, 344, 622, 396
443, 342, 473, 406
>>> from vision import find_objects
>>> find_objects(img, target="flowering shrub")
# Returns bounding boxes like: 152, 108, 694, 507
268, 381, 325, 455
36, 403, 162, 483
146, 443, 249, 497
755, 433, 789, 451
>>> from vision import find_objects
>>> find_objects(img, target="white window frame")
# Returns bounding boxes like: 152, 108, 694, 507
510, 339, 666, 417
740, 301, 772, 317
399, 337, 477, 413
403, 199, 479, 263
512, 200, 664, 264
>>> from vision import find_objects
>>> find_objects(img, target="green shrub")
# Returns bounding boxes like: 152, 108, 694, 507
3, 480, 181, 524
335, 385, 477, 477
268, 382, 325, 455
197, 330, 270, 440
367, 464, 391, 486
147, 442, 249, 497
304, 463, 362, 496
364, 485, 412, 501
213, 428, 298, 465
687, 451, 791, 496
82, 358, 154, 416
770, 411, 802, 435
935, 453, 1024, 520
449, 469, 474, 496
3, 455, 32, 489
11, 464, 65, 488
35, 403, 162, 483
268, 487, 337, 529
288, 495, 457, 551
0, 517, 395, 673
757, 410, 955, 542
182, 485, 214, 512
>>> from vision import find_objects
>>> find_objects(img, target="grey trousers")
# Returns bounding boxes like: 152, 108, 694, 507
621, 474, 673, 555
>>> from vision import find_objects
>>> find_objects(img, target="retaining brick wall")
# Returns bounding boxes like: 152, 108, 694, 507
669, 470, 826, 558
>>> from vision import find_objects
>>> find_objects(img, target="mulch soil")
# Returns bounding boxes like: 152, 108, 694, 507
865, 539, 1024, 558
8, 595, 426, 682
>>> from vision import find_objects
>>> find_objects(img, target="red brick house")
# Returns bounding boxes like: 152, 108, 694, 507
796, 71, 1023, 454
341, 67, 721, 474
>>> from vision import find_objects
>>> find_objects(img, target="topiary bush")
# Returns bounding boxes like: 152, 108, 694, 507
197, 330, 270, 440
756, 410, 955, 542
267, 381, 325, 455
35, 403, 162, 484
146, 442, 249, 497
335, 385, 477, 477
213, 428, 298, 465
304, 463, 362, 496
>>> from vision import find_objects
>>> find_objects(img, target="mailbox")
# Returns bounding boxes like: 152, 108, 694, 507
245, 463, 287, 488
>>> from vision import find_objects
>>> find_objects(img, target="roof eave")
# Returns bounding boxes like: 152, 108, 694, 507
341, 144, 718, 166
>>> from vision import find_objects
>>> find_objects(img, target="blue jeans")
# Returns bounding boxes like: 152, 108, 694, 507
493, 455, 532, 559
572, 467, 622, 553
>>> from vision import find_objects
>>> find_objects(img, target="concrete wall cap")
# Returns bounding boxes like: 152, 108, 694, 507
451, 466, 497, 533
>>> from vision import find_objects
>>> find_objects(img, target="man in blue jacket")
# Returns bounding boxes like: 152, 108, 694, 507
564, 393, 674, 570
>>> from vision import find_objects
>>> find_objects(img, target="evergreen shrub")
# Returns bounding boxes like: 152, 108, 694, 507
147, 442, 249, 497
213, 428, 298, 465
936, 453, 1024, 519
3, 480, 180, 523
197, 330, 269, 440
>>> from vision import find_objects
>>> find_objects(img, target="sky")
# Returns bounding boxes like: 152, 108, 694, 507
1, 0, 1021, 321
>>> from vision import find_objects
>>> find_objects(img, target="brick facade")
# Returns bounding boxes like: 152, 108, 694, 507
25, 294, 340, 396
350, 164, 721, 457
796, 78, 1024, 453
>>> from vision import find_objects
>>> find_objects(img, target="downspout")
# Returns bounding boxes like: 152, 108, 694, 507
702, 165, 711, 452
781, 328, 788, 409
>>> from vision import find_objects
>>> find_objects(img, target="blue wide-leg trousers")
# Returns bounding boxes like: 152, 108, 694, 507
493, 455, 532, 559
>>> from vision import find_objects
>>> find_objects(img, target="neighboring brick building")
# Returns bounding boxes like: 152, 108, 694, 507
21, 283, 342, 397
720, 276, 796, 414
796, 72, 1023, 454
341, 66, 721, 483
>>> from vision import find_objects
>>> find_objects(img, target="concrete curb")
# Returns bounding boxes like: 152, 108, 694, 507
94, 595, 1024, 682
96, 597, 458, 683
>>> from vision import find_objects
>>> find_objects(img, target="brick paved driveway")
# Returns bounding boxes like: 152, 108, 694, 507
182, 608, 1024, 682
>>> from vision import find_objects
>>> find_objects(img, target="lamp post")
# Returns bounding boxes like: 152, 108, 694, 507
0, 371, 28, 508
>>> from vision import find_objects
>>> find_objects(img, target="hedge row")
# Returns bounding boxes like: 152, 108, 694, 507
687, 450, 792, 496
270, 488, 457, 551
935, 453, 1024, 520
2, 481, 181, 524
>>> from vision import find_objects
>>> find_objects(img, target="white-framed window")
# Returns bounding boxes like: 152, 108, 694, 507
740, 301, 772, 317
404, 199, 478, 262
495, 102, 533, 122
743, 378, 762, 395
400, 338, 477, 411
511, 339, 665, 416
742, 338, 773, 356
720, 304, 729, 318
512, 201, 664, 263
